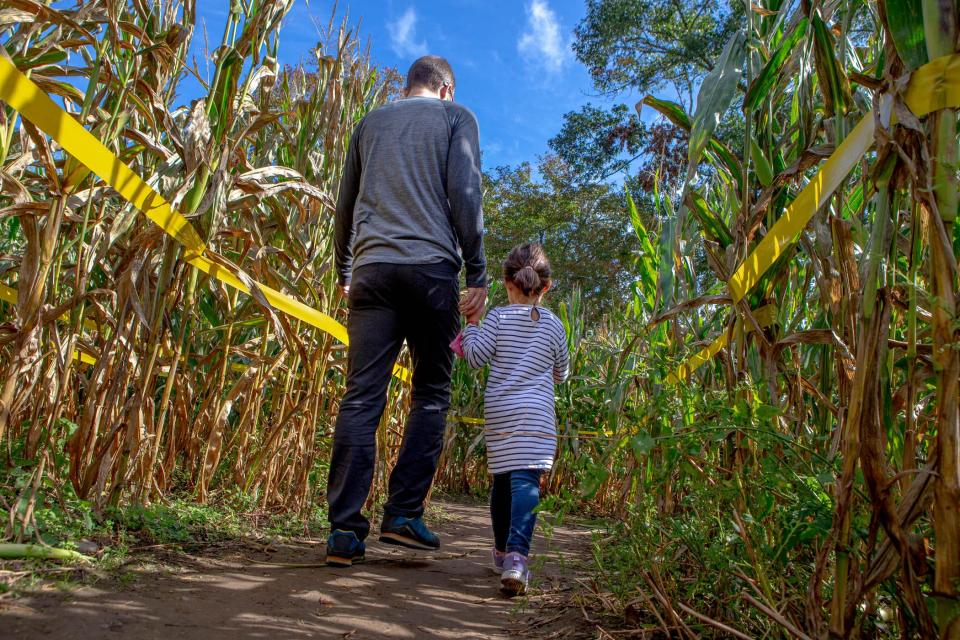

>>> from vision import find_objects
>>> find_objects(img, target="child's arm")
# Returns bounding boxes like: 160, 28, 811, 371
461, 310, 500, 369
553, 322, 570, 384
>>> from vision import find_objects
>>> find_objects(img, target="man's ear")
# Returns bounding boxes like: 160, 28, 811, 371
440, 84, 453, 101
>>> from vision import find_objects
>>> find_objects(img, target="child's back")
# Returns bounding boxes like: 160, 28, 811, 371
462, 304, 569, 474
460, 242, 568, 597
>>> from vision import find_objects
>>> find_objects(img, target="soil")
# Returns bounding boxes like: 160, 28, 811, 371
1, 500, 595, 639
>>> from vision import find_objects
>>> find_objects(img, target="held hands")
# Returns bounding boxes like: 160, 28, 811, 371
459, 286, 487, 325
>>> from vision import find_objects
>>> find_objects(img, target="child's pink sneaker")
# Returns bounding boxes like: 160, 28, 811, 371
500, 552, 529, 596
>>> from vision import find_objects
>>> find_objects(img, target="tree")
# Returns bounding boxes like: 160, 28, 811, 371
549, 103, 689, 189
548, 1, 739, 187
482, 157, 639, 315
572, 0, 743, 104
547, 103, 645, 182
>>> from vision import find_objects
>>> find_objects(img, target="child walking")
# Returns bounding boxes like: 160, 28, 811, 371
460, 243, 569, 596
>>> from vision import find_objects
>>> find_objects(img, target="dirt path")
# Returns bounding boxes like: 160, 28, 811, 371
1, 501, 594, 639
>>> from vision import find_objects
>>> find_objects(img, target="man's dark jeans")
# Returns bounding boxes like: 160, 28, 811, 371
327, 261, 460, 540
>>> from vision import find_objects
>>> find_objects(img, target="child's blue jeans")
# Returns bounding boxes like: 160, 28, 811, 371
490, 469, 542, 557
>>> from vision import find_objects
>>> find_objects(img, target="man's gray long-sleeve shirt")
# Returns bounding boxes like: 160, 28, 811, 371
334, 97, 487, 288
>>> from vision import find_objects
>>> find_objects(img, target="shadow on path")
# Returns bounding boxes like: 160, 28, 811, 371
1, 501, 593, 639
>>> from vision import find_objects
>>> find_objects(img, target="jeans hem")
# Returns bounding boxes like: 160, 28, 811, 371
383, 506, 425, 519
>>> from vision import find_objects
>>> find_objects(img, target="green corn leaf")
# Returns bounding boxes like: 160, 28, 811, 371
686, 191, 733, 248
656, 216, 677, 313
641, 96, 743, 190
208, 46, 243, 140
745, 18, 809, 111
840, 183, 866, 219
686, 30, 746, 187
883, 0, 928, 70
626, 189, 659, 297
12, 49, 67, 70
641, 96, 692, 129
811, 12, 853, 117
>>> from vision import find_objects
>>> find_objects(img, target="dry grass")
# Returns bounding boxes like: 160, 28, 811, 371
0, 1, 405, 525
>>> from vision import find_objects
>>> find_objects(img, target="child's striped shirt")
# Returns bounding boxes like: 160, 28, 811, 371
461, 305, 569, 474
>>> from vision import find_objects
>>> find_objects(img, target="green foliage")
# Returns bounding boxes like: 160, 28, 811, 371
811, 10, 854, 117
559, 0, 747, 191
558, 381, 843, 636
0, 429, 326, 557
548, 103, 646, 182
683, 29, 745, 191
745, 18, 809, 112
573, 0, 744, 97
481, 158, 638, 315
883, 0, 929, 71
640, 96, 742, 191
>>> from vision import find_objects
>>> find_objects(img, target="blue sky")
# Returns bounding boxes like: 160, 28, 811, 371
186, 1, 628, 171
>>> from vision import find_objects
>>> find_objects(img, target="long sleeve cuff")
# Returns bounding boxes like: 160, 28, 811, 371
465, 269, 487, 289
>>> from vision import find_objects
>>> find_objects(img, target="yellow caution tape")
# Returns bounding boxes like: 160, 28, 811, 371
668, 329, 731, 385
0, 283, 15, 305
727, 115, 875, 302
73, 348, 97, 365
668, 305, 777, 383
904, 53, 960, 116
0, 53, 410, 383
731, 53, 960, 303
0, 283, 97, 364
675, 53, 960, 381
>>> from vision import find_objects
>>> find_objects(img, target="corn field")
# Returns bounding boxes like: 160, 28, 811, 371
1, 0, 960, 638
0, 0, 412, 521
442, 1, 960, 637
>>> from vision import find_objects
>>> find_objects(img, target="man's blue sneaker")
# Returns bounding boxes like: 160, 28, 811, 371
379, 515, 440, 550
326, 529, 365, 567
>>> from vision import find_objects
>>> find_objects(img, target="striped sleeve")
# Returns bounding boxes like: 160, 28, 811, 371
462, 310, 500, 369
553, 320, 569, 384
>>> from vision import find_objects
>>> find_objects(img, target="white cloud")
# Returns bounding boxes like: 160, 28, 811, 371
484, 141, 504, 157
388, 7, 428, 59
517, 0, 569, 73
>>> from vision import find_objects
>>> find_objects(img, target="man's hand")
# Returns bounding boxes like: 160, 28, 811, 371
459, 286, 486, 324
338, 283, 350, 299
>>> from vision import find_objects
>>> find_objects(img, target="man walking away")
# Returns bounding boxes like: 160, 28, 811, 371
325, 55, 487, 567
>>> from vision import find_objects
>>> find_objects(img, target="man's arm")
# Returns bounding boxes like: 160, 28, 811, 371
446, 107, 487, 288
334, 124, 363, 286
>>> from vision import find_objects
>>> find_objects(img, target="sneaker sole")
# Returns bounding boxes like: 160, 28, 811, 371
326, 554, 365, 568
500, 577, 526, 597
379, 531, 440, 551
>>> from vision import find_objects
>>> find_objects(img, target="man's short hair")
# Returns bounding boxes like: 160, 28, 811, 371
405, 56, 455, 91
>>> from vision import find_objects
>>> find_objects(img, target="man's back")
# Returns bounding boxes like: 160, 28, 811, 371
327, 55, 488, 566
334, 97, 487, 288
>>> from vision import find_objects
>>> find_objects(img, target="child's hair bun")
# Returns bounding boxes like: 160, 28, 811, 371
503, 243, 552, 296
514, 265, 541, 296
